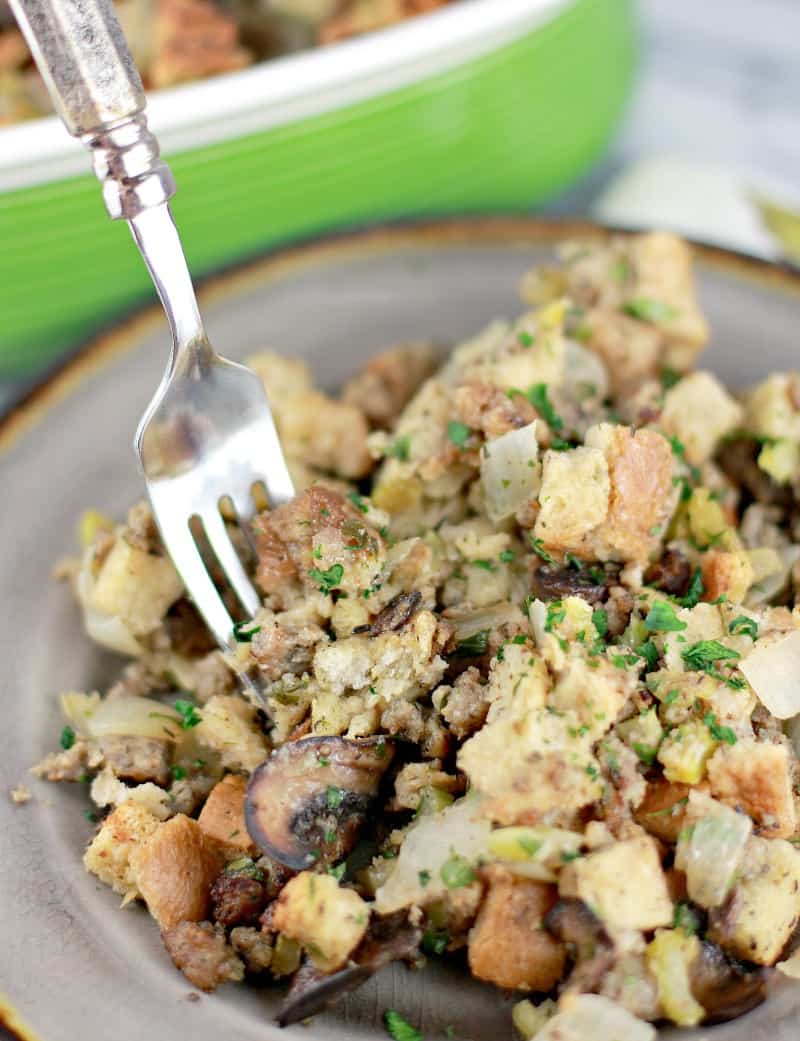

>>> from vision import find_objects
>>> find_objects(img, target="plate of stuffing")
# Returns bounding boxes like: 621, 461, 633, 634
3, 218, 800, 1041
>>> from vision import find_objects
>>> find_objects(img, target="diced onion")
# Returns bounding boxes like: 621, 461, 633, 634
480, 421, 540, 524
60, 691, 101, 735
678, 797, 752, 908
76, 548, 143, 656
563, 340, 609, 402
86, 696, 183, 742
535, 995, 656, 1041
374, 795, 490, 914
488, 826, 582, 881
446, 602, 523, 642
739, 629, 800, 719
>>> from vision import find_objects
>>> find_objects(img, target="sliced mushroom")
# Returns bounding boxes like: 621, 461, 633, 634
277, 912, 422, 1027
643, 548, 692, 597
353, 590, 422, 637
689, 941, 771, 1024
532, 566, 611, 605
544, 898, 615, 993
245, 736, 395, 870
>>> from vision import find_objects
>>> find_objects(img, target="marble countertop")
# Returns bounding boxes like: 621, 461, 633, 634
3, 0, 799, 410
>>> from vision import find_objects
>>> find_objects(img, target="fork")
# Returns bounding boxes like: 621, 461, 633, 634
10, 0, 295, 654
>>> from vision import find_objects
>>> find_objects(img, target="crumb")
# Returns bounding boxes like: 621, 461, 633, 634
186, 992, 201, 1003
9, 784, 31, 804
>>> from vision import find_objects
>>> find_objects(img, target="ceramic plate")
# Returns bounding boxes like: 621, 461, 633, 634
2, 219, 800, 1041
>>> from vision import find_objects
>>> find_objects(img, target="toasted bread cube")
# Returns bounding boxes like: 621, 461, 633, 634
130, 814, 223, 930
197, 774, 257, 854
272, 872, 369, 973
468, 868, 565, 991
661, 371, 743, 465
83, 802, 161, 898
708, 741, 797, 839
559, 835, 673, 931
534, 446, 610, 554
193, 695, 269, 774
701, 549, 754, 605
708, 835, 800, 965
88, 537, 183, 638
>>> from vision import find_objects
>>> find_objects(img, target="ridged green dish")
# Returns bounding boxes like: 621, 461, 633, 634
0, 0, 635, 375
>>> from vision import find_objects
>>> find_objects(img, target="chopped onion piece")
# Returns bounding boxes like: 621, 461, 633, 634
480, 421, 540, 524
76, 548, 143, 656
488, 825, 582, 881
60, 691, 101, 735
678, 797, 752, 908
446, 602, 522, 642
86, 696, 183, 742
374, 795, 490, 914
563, 340, 609, 401
535, 995, 656, 1041
740, 630, 800, 719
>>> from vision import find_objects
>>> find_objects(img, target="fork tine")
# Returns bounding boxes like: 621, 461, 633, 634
201, 508, 262, 618
157, 516, 236, 648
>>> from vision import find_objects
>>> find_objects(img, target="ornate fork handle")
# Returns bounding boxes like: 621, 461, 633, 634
9, 0, 175, 220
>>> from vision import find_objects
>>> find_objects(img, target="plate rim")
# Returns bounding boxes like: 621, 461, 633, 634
3, 215, 800, 460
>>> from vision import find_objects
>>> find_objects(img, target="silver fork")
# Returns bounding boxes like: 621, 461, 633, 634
11, 0, 294, 652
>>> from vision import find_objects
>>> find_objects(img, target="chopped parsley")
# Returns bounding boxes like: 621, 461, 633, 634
611, 257, 631, 283
585, 763, 599, 780
560, 850, 582, 863
681, 640, 740, 672
232, 620, 261, 642
632, 742, 659, 766
663, 689, 680, 705
676, 569, 704, 608
384, 1011, 422, 1041
171, 765, 187, 780
347, 491, 369, 514
327, 863, 346, 882
525, 383, 564, 431
499, 549, 515, 564
309, 562, 344, 594
592, 608, 609, 638
729, 616, 758, 639
326, 785, 344, 809
544, 601, 566, 632
644, 599, 687, 633
440, 853, 476, 889
529, 536, 557, 566
470, 558, 496, 571
673, 901, 700, 936
660, 366, 682, 391
453, 629, 489, 658
517, 330, 534, 347
447, 421, 471, 448
623, 296, 678, 323
174, 699, 202, 729
422, 930, 449, 956
60, 725, 76, 751
386, 435, 411, 462
418, 870, 431, 887
668, 434, 702, 482
704, 712, 738, 745
636, 640, 660, 671
565, 552, 584, 571
517, 835, 543, 857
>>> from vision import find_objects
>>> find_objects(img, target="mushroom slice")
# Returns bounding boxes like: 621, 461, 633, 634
353, 590, 423, 637
689, 941, 771, 1024
544, 898, 615, 993
277, 912, 421, 1027
245, 736, 395, 870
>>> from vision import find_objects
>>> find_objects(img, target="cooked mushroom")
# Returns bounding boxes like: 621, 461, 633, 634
643, 548, 692, 597
245, 736, 395, 870
544, 898, 615, 993
277, 912, 421, 1027
353, 590, 422, 636
532, 565, 610, 605
689, 941, 771, 1024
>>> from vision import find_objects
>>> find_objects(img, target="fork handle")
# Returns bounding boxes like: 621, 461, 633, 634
8, 0, 175, 219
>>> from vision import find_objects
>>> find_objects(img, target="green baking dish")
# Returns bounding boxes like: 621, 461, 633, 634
0, 0, 636, 375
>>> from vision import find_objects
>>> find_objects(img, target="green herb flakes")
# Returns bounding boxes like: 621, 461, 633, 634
644, 600, 687, 633
592, 608, 609, 638
729, 616, 758, 639
422, 930, 448, 956
677, 569, 705, 609
673, 901, 700, 936
232, 620, 261, 642
499, 549, 515, 564
347, 491, 369, 514
60, 725, 76, 750
327, 863, 346, 882
704, 712, 738, 745
682, 640, 740, 672
171, 765, 187, 781
174, 699, 202, 729
418, 869, 431, 887
447, 421, 471, 448
326, 785, 344, 809
623, 296, 678, 323
517, 330, 534, 348
453, 630, 489, 658
440, 853, 476, 889
384, 1010, 422, 1041
387, 436, 411, 462
529, 536, 557, 566
525, 383, 564, 431
309, 562, 344, 594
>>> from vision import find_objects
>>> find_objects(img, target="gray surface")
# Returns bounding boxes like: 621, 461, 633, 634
2, 224, 800, 1041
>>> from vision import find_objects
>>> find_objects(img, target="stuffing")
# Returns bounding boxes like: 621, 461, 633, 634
559, 835, 673, 932
83, 802, 162, 899
130, 814, 223, 930
99, 736, 170, 786
197, 774, 258, 854
272, 872, 369, 972
467, 868, 565, 991
433, 666, 491, 738
192, 695, 269, 774
162, 920, 245, 990
707, 740, 797, 839
533, 446, 610, 554
660, 371, 743, 465
229, 926, 274, 973
708, 835, 800, 965
391, 760, 460, 811
342, 342, 439, 428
